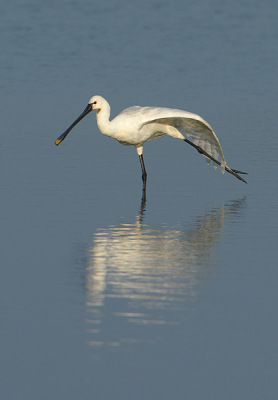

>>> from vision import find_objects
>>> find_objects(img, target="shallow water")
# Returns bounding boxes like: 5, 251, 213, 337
1, 1, 278, 399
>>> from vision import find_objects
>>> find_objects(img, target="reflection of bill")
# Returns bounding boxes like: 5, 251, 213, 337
85, 199, 246, 349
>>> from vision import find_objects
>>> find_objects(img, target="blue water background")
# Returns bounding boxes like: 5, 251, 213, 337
1, 1, 278, 399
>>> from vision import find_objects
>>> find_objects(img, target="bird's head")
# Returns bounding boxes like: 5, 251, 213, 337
55, 95, 109, 146
88, 95, 109, 114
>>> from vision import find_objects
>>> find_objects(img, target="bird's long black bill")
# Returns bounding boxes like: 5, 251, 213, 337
55, 104, 92, 146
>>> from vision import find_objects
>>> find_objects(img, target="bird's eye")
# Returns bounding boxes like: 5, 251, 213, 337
93, 101, 97, 104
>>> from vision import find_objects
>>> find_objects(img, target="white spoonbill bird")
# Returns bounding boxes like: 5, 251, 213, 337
55, 95, 247, 186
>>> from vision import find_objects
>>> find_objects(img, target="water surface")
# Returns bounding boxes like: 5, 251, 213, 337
1, 1, 278, 399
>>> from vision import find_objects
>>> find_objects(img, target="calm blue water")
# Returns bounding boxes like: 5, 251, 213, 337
1, 0, 278, 399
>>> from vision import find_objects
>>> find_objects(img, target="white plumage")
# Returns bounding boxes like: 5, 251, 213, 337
55, 95, 247, 186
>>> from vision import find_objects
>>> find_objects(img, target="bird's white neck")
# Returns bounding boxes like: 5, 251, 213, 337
95, 104, 112, 136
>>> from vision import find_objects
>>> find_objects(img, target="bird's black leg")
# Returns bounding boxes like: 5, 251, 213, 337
183, 139, 248, 184
138, 187, 147, 224
139, 154, 147, 193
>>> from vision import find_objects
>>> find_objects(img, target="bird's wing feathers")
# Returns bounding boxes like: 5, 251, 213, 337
141, 110, 226, 173
118, 106, 143, 116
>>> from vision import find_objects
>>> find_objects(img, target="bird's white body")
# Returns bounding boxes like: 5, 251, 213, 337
92, 95, 226, 171
55, 95, 247, 185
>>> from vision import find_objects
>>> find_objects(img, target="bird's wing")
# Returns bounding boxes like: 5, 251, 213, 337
118, 106, 143, 116
141, 109, 226, 172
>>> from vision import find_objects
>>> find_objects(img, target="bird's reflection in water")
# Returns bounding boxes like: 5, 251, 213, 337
85, 195, 246, 350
